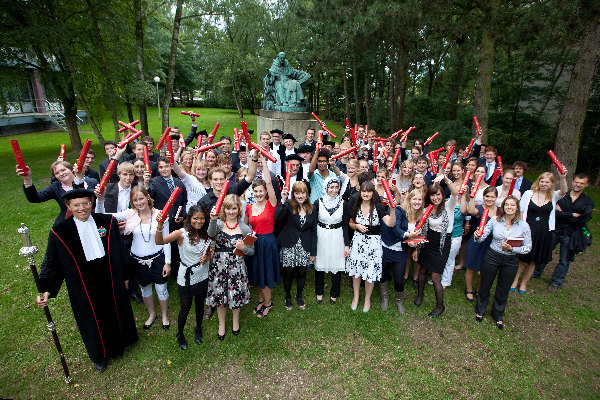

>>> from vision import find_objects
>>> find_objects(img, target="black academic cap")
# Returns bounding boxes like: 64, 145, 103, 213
248, 129, 255, 135
62, 188, 96, 201
323, 140, 335, 147
285, 154, 304, 162
270, 129, 284, 135
296, 144, 313, 154
198, 129, 208, 136
282, 133, 297, 143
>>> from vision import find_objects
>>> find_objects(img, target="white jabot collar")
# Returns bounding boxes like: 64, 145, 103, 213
74, 215, 105, 261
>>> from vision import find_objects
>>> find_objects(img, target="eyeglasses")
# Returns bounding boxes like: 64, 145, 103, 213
69, 201, 92, 209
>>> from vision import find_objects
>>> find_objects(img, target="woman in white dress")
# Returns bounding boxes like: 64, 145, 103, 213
495, 169, 521, 207
313, 176, 349, 304
346, 181, 396, 312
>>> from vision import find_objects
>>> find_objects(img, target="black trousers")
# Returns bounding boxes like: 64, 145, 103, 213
476, 249, 519, 321
314, 270, 341, 298
381, 261, 407, 292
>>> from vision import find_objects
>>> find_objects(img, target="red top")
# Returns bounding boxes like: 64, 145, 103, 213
246, 201, 275, 234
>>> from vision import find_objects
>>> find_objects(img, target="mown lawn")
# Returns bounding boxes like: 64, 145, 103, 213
1, 108, 599, 399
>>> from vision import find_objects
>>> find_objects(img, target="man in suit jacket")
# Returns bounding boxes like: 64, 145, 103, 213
122, 142, 157, 177
513, 161, 532, 193
269, 129, 287, 175
103, 162, 135, 213
142, 136, 160, 162
83, 149, 100, 182
478, 145, 500, 185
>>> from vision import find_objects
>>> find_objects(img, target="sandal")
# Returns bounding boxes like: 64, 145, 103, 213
297, 298, 306, 310
465, 290, 474, 303
252, 300, 265, 314
285, 298, 293, 311
257, 303, 273, 318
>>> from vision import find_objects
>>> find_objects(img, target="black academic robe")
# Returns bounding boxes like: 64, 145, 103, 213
39, 213, 138, 363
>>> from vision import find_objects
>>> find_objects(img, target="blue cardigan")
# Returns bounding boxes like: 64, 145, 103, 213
381, 206, 409, 250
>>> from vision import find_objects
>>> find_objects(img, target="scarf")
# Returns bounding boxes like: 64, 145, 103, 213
321, 176, 342, 214
422, 207, 449, 253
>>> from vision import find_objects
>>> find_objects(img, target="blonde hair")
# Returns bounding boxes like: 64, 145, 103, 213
401, 189, 424, 223
50, 160, 72, 175
219, 194, 242, 220
117, 161, 134, 176
399, 160, 414, 181
290, 181, 313, 215
531, 172, 556, 202
180, 150, 195, 174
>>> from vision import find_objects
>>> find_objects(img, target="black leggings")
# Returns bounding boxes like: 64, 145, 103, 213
177, 279, 208, 335
283, 266, 307, 299
381, 261, 407, 292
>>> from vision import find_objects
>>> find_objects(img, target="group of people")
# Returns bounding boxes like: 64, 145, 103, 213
18, 119, 594, 371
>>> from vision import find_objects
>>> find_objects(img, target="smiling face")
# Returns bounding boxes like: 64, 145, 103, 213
360, 188, 374, 202
411, 148, 421, 159
288, 160, 300, 176
401, 163, 413, 177
429, 190, 443, 206
132, 191, 150, 211
466, 160, 478, 173
53, 163, 75, 184
410, 192, 423, 210
260, 134, 271, 148
66, 196, 94, 221
190, 211, 206, 230
284, 138, 295, 149
133, 160, 145, 177
474, 166, 486, 178
253, 184, 266, 202
205, 152, 216, 167
224, 205, 239, 221
210, 171, 226, 192
416, 159, 428, 172
317, 157, 329, 173
271, 132, 281, 145
502, 172, 515, 188
572, 176, 589, 193
452, 164, 463, 180
133, 143, 146, 158
538, 177, 552, 192
181, 153, 193, 168
359, 160, 369, 174
293, 188, 307, 205
503, 198, 518, 217
412, 173, 425, 188
118, 171, 134, 188
484, 151, 496, 163
305, 129, 315, 142
157, 161, 172, 178
194, 166, 207, 181
483, 191, 498, 206
347, 163, 357, 177
327, 182, 339, 197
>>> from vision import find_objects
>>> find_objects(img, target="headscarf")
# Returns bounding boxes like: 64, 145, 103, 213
321, 176, 343, 213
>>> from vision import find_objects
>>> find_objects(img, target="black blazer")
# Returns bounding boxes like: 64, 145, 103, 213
275, 201, 317, 256
148, 176, 187, 229
518, 178, 532, 193
103, 182, 123, 213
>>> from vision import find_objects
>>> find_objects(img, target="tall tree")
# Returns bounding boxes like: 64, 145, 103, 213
134, 0, 149, 136
161, 0, 184, 130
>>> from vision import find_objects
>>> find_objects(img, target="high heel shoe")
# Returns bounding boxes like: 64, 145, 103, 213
176, 333, 188, 350
218, 332, 226, 341
475, 314, 483, 323
464, 290, 474, 303
495, 320, 504, 330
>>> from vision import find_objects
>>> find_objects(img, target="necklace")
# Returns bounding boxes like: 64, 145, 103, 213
138, 209, 153, 243
225, 219, 239, 230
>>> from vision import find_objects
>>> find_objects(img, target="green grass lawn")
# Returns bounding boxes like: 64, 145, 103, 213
1, 109, 599, 398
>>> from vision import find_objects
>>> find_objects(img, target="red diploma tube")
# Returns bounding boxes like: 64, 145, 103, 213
354, 124, 358, 135
331, 145, 358, 160
441, 145, 454, 171
76, 139, 93, 171
284, 163, 292, 192
118, 129, 143, 149
181, 111, 200, 117
233, 128, 240, 151
207, 122, 220, 144
240, 121, 250, 144
157, 186, 182, 223
143, 146, 151, 174
156, 127, 171, 150
381, 178, 396, 208
489, 169, 500, 186
415, 204, 434, 231
212, 180, 230, 216
97, 159, 117, 193
507, 177, 517, 196
372, 137, 390, 142
365, 125, 368, 138
428, 152, 437, 175
326, 129, 337, 139
476, 208, 489, 237
497, 156, 503, 173
58, 144, 66, 161
179, 134, 186, 149
345, 118, 350, 129
473, 116, 482, 136
198, 140, 228, 153
372, 142, 378, 172
465, 138, 476, 157
383, 148, 389, 158
388, 149, 401, 171
349, 128, 357, 147
399, 126, 415, 143
547, 150, 567, 174
424, 132, 439, 146
250, 142, 277, 163
118, 120, 140, 134
166, 134, 174, 165
10, 140, 27, 172
470, 175, 483, 198
180, 111, 190, 115
458, 170, 472, 195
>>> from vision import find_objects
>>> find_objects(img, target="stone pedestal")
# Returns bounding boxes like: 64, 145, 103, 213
257, 110, 318, 143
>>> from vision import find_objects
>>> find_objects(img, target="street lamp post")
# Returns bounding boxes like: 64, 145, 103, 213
154, 76, 160, 119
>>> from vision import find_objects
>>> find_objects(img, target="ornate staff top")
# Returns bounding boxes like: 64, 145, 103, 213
18, 223, 38, 261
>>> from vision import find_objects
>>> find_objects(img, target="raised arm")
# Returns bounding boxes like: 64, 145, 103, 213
262, 156, 277, 207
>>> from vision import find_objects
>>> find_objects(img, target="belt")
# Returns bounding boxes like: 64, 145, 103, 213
318, 221, 342, 229
131, 250, 163, 267
181, 261, 201, 286
215, 246, 235, 253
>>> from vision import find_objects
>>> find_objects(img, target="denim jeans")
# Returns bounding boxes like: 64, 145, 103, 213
534, 232, 571, 288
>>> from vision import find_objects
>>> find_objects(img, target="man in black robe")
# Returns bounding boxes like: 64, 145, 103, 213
36, 189, 138, 371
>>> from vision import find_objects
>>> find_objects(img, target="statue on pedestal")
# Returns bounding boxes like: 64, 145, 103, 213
262, 52, 311, 112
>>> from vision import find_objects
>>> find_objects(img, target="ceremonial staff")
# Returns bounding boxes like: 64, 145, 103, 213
18, 223, 72, 384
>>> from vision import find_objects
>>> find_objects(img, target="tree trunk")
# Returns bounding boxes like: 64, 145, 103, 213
232, 80, 244, 119
553, 16, 600, 181
398, 61, 408, 129
85, 0, 120, 139
427, 61, 434, 97
389, 63, 396, 132
134, 0, 149, 135
77, 91, 106, 145
535, 56, 566, 121
448, 41, 466, 121
161, 0, 184, 131
472, 28, 496, 143
352, 55, 361, 124
343, 61, 350, 121
126, 98, 134, 123
62, 83, 83, 151
364, 70, 372, 128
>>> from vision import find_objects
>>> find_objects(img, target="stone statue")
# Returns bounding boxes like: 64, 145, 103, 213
262, 52, 311, 112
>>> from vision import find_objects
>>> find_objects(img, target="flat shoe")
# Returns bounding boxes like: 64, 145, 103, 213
232, 328, 240, 336
285, 298, 293, 311
176, 334, 188, 350
143, 316, 156, 330
509, 287, 516, 292
94, 359, 107, 371
518, 289, 527, 295
428, 305, 445, 318
330, 297, 336, 305
162, 323, 170, 330
464, 290, 474, 303
350, 303, 357, 311
496, 321, 504, 330
316, 296, 323, 304
218, 333, 225, 341
194, 327, 203, 345
297, 298, 306, 309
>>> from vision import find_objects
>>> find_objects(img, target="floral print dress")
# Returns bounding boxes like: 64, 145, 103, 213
345, 208, 383, 283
